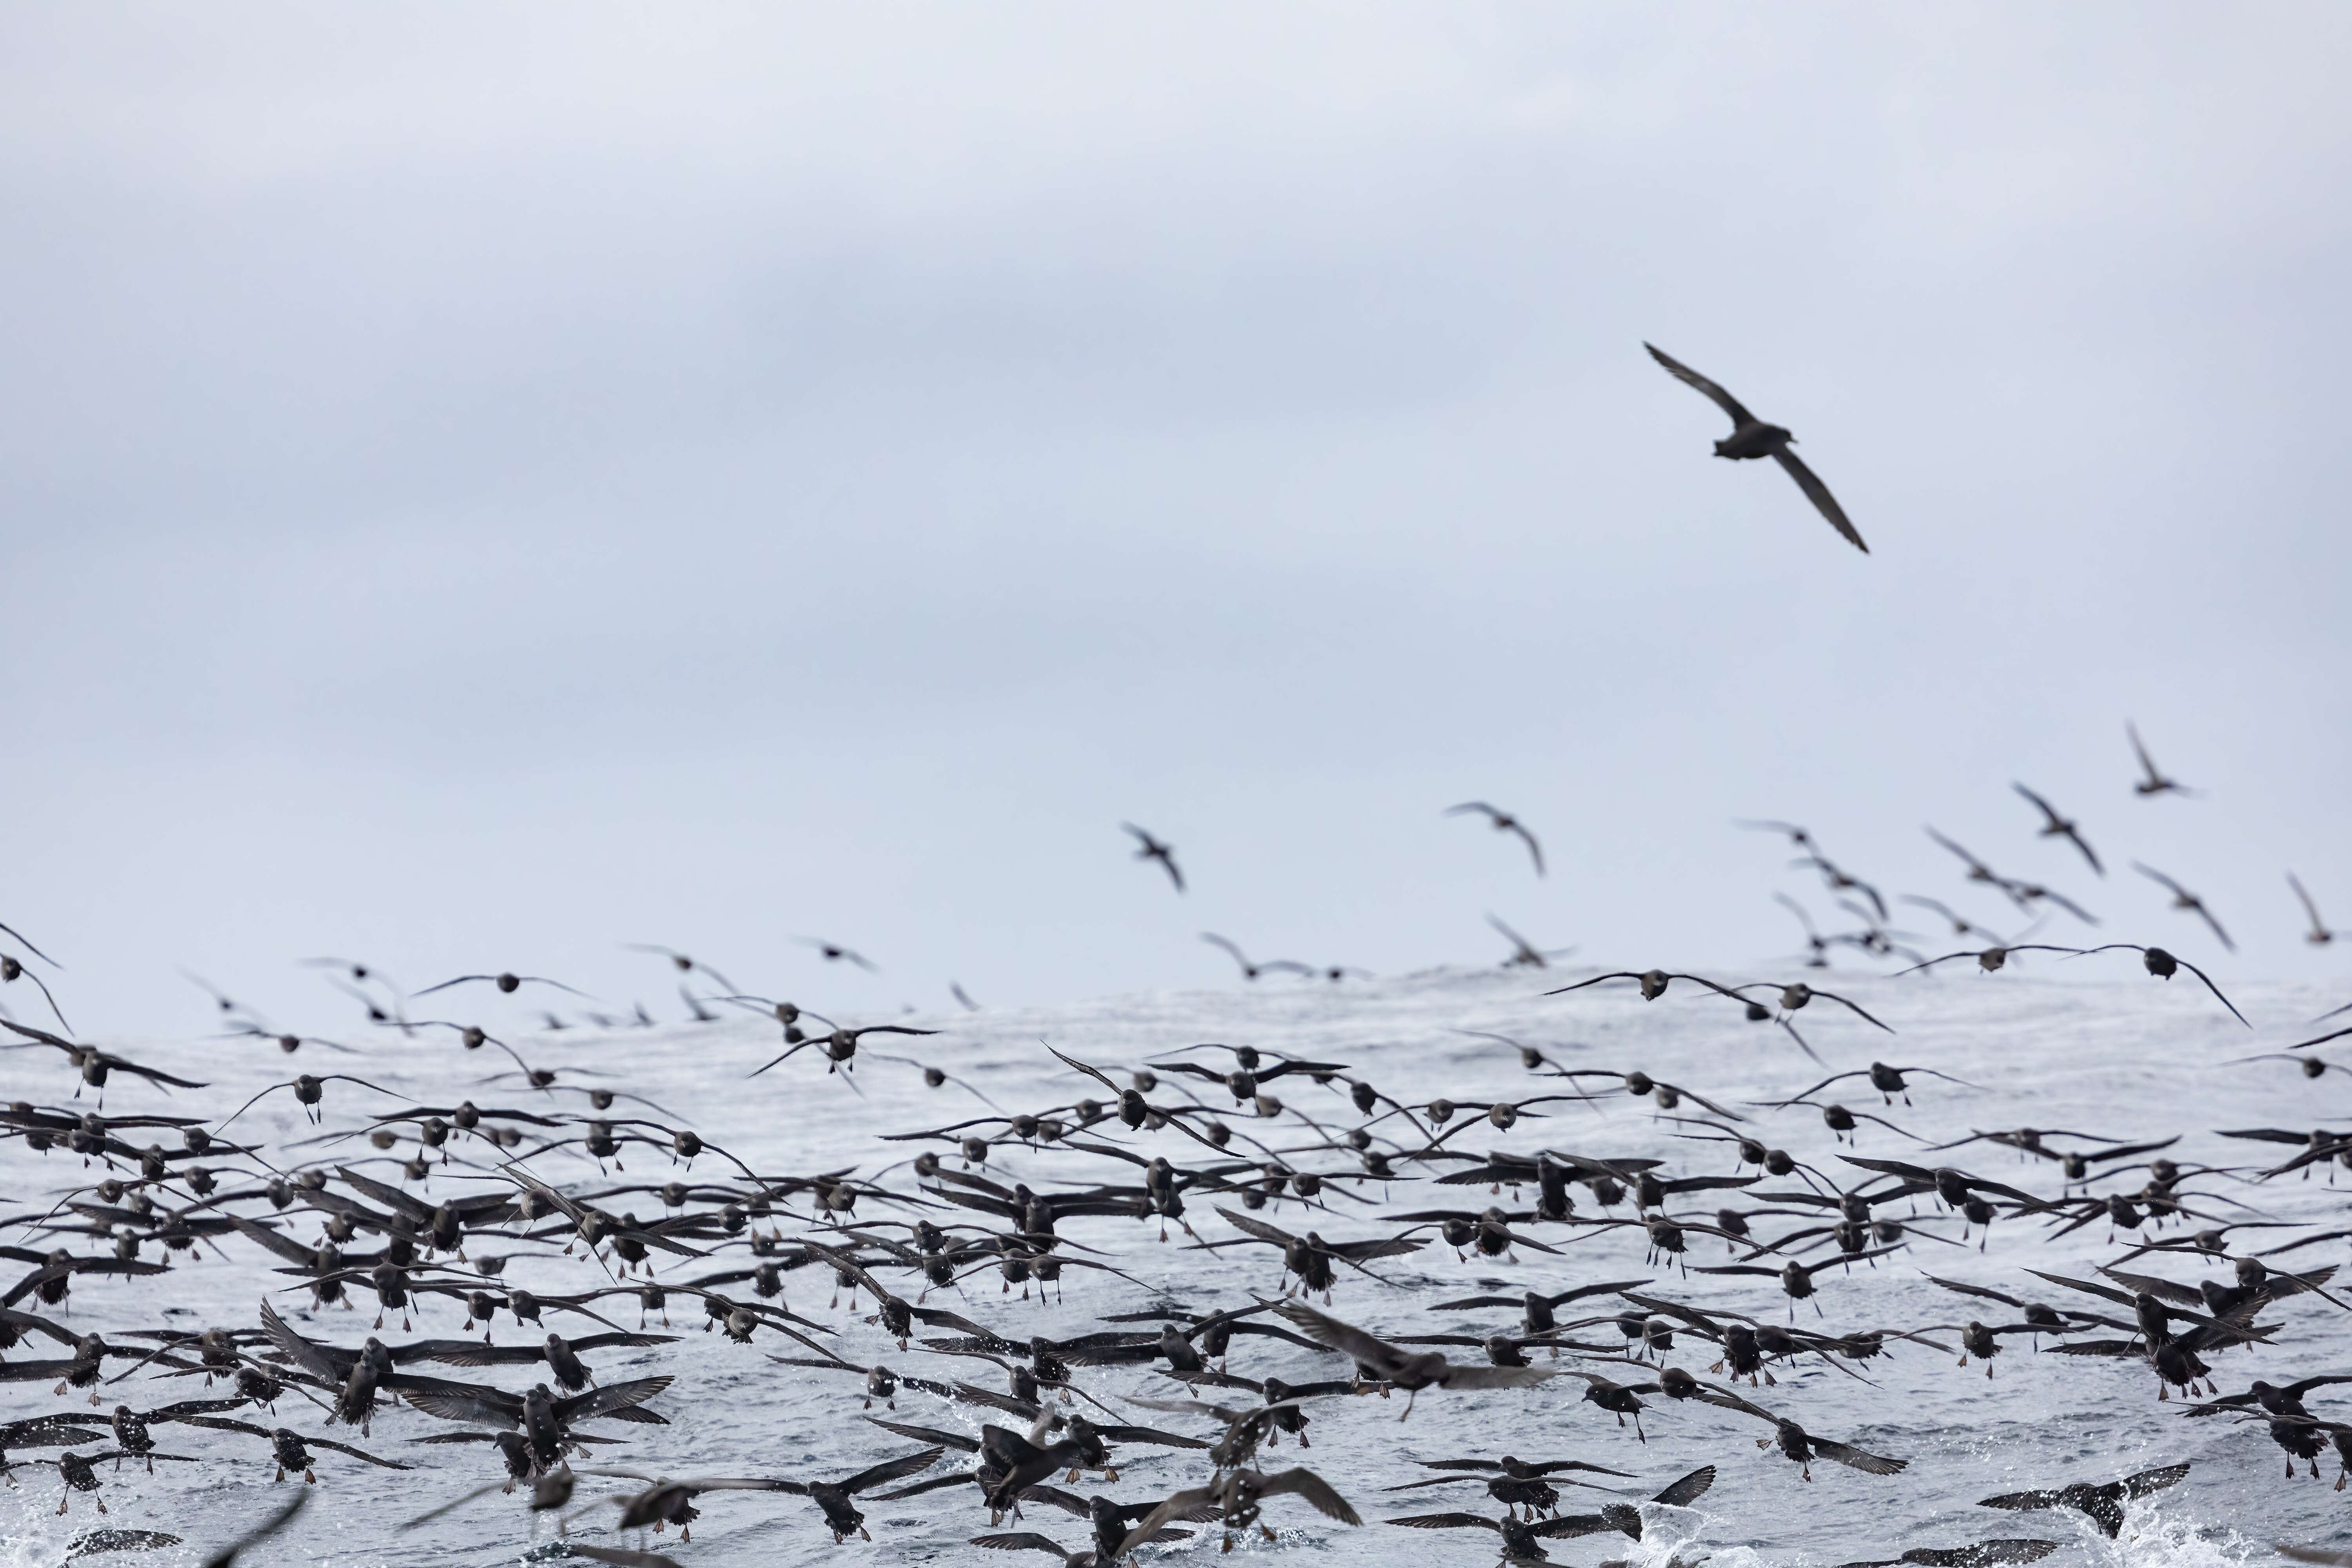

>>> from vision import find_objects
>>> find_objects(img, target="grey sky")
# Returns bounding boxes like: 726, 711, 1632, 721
5, 4, 2347, 1038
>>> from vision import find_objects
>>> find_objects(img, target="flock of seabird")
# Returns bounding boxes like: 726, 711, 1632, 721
2, 700, 2345, 1567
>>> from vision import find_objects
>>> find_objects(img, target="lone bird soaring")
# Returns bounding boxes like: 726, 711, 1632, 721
1644, 343, 1866, 553
1122, 824, 1185, 893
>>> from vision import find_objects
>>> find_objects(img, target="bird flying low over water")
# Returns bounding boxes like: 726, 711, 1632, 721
1977, 1461, 2190, 1538
1644, 343, 1866, 553
1272, 1299, 1557, 1419
1835, 1542, 2063, 1568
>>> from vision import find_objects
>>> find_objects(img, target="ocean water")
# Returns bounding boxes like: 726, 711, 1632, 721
4, 962, 2349, 1566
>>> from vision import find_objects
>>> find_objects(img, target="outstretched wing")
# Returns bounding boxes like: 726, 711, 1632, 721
1214, 1208, 1301, 1250
1434, 1365, 1557, 1390
1532, 1514, 1618, 1539
968, 1535, 1073, 1560
1644, 343, 1756, 425
1259, 1467, 1361, 1524
1270, 1299, 1398, 1376
1651, 1464, 1717, 1508
840, 1445, 946, 1496
2171, 955, 2251, 1027
863, 1415, 980, 1453
1811, 1437, 1907, 1475
555, 1374, 673, 1425
1115, 1486, 1219, 1560
1771, 448, 1866, 552
567, 1332, 679, 1353
2120, 1461, 2191, 1499
1524, 1458, 1638, 1478
1383, 1512, 1500, 1531
397, 1340, 546, 1368
390, 1377, 524, 1428
1924, 1276, 2026, 1310
1926, 1543, 2065, 1568
258, 1300, 354, 1380
302, 1432, 412, 1469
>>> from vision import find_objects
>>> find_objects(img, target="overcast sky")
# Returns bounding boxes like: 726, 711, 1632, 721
5, 4, 2348, 1040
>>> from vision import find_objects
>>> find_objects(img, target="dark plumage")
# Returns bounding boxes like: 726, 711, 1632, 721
1978, 1461, 2190, 1538
1644, 343, 1866, 552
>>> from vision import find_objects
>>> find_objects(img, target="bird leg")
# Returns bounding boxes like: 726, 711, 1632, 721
1398, 1388, 1419, 1422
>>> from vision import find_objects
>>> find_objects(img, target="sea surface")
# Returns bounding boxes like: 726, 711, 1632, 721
5, 962, 2350, 1566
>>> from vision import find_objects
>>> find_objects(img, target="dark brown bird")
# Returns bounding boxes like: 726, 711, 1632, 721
2012, 784, 2102, 876
1486, 914, 1573, 970
1114, 1467, 1359, 1558
2132, 863, 2234, 951
1835, 1542, 2063, 1568
2127, 723, 2199, 797
1272, 1300, 1555, 1419
1120, 824, 1185, 893
1645, 343, 1866, 552
1977, 1461, 2190, 1537
1201, 933, 1309, 981
1446, 803, 1546, 877
797, 937, 879, 971
413, 972, 588, 999
1708, 1389, 1909, 1481
2291, 874, 2339, 946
